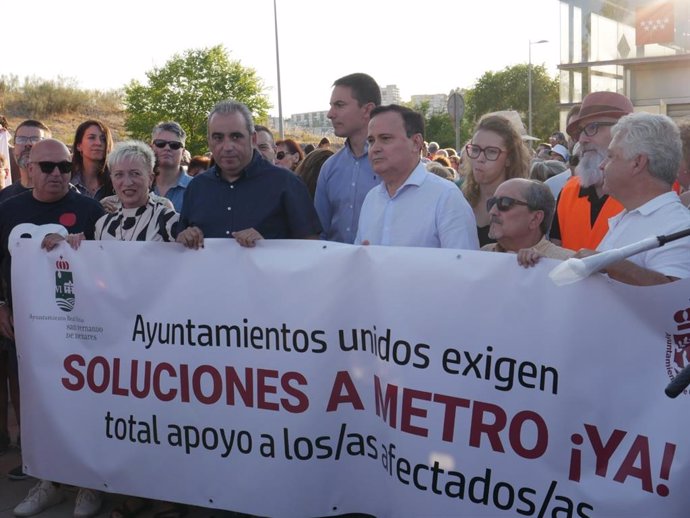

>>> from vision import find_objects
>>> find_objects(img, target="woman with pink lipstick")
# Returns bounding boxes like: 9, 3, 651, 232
461, 114, 531, 246
40, 140, 180, 517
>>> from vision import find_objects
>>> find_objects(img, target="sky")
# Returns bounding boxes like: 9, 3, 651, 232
4, 0, 562, 118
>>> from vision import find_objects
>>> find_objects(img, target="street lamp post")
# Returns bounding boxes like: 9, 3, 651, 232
273, 0, 284, 139
528, 39, 548, 140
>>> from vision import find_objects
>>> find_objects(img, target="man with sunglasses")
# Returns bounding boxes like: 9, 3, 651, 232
549, 92, 633, 251
0, 139, 104, 513
481, 179, 573, 264
150, 121, 192, 212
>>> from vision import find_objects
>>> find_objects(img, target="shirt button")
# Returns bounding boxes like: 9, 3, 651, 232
230, 185, 234, 189
346, 227, 350, 232
226, 231, 230, 235
227, 207, 231, 211
351, 183, 355, 186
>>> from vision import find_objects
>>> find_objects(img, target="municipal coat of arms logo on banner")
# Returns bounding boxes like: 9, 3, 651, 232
55, 256, 75, 312
666, 307, 690, 393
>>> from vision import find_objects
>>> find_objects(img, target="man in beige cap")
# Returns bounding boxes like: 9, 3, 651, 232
549, 91, 633, 251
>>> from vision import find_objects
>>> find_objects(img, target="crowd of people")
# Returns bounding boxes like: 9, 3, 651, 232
0, 72, 689, 517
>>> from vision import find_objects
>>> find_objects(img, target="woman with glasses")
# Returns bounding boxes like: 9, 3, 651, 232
275, 138, 305, 172
71, 120, 115, 200
461, 115, 530, 246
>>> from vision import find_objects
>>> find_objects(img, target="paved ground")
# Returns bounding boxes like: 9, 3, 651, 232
0, 411, 246, 518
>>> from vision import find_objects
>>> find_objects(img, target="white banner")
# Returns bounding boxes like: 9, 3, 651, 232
10, 238, 690, 517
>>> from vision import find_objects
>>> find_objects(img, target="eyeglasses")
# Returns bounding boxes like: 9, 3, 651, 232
579, 121, 616, 138
276, 151, 287, 160
153, 140, 183, 150
35, 161, 72, 174
465, 144, 504, 161
487, 196, 531, 212
15, 136, 45, 145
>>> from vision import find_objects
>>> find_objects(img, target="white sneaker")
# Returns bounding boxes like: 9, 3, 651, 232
74, 488, 103, 518
13, 480, 64, 517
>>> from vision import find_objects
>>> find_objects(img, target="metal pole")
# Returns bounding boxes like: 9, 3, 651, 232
273, 0, 284, 139
528, 41, 533, 138
528, 39, 548, 141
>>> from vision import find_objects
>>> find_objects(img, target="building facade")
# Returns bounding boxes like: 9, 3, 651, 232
411, 93, 449, 116
558, 0, 690, 126
380, 84, 402, 105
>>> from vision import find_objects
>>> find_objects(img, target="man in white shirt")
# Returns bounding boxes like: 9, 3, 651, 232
355, 105, 478, 250
580, 112, 690, 285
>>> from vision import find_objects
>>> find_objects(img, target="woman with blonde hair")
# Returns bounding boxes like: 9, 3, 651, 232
462, 114, 531, 246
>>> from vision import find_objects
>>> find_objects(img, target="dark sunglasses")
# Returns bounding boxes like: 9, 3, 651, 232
153, 140, 183, 150
276, 151, 287, 160
487, 196, 531, 212
35, 161, 72, 174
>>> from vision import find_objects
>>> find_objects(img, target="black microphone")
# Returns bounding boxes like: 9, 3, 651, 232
665, 363, 690, 398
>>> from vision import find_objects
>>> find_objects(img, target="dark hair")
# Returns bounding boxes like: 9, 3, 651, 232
72, 120, 114, 198
370, 104, 424, 138
15, 119, 51, 136
333, 73, 381, 107
318, 137, 330, 147
255, 125, 274, 139
304, 144, 316, 155
296, 148, 334, 199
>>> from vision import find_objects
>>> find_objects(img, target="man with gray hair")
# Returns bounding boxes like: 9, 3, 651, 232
150, 121, 192, 212
427, 141, 440, 159
576, 112, 690, 285
177, 99, 320, 248
482, 178, 573, 264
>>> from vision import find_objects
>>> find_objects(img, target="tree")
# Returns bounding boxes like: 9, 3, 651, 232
463, 64, 559, 142
124, 45, 270, 156
425, 113, 457, 150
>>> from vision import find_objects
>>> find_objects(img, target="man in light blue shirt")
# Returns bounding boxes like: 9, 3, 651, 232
356, 105, 478, 250
151, 121, 192, 212
315, 73, 381, 243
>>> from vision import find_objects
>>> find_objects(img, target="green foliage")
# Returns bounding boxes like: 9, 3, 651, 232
425, 113, 457, 149
0, 75, 121, 118
124, 45, 270, 156
464, 64, 559, 142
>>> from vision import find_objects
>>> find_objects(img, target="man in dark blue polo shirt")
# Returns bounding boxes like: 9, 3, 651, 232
177, 99, 321, 248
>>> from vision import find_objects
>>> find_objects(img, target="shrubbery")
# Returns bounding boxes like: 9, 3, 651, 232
0, 75, 122, 118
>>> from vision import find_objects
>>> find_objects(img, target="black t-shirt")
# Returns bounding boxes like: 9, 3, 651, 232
0, 190, 105, 303
0, 182, 31, 205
